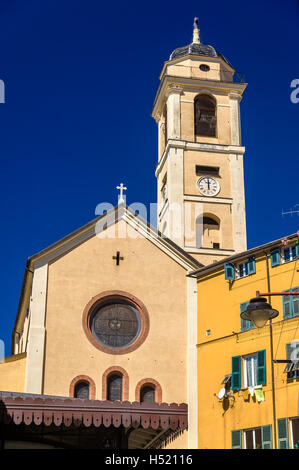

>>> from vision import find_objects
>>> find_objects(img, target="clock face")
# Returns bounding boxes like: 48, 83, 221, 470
197, 176, 220, 196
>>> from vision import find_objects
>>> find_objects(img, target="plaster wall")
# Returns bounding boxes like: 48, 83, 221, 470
42, 220, 189, 407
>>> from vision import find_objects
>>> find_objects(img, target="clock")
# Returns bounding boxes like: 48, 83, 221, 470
197, 176, 220, 196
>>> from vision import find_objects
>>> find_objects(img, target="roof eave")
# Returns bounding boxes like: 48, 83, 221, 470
189, 233, 299, 278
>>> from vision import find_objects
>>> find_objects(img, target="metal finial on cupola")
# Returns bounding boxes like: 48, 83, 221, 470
193, 17, 200, 44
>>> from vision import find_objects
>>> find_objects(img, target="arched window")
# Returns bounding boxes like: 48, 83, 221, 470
196, 214, 220, 248
140, 385, 155, 403
107, 373, 123, 401
69, 375, 96, 400
74, 381, 90, 399
135, 378, 162, 404
194, 94, 217, 137
102, 366, 129, 401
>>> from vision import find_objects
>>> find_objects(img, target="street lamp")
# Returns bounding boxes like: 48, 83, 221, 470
240, 297, 279, 328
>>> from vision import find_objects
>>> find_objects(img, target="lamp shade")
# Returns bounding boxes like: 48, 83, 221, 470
240, 297, 279, 328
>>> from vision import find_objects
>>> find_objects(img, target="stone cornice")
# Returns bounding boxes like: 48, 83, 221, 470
185, 247, 235, 256
152, 75, 247, 121
159, 55, 236, 81
155, 140, 245, 177
165, 86, 184, 98
184, 195, 233, 205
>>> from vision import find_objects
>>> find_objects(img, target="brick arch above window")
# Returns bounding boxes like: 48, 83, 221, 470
135, 378, 162, 404
69, 375, 96, 400
102, 366, 129, 401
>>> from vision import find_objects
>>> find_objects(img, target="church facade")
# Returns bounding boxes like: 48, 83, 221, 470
0, 20, 250, 449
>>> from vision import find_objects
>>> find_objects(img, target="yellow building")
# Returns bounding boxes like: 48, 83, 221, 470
191, 233, 299, 449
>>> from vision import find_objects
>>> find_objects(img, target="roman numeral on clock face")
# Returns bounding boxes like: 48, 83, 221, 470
197, 176, 220, 196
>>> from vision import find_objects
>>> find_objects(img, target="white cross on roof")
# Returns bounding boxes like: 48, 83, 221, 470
116, 183, 127, 204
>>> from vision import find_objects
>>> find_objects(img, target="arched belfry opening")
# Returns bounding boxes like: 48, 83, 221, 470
194, 94, 217, 137
196, 214, 220, 249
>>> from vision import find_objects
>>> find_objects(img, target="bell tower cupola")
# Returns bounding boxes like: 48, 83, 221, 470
152, 19, 247, 266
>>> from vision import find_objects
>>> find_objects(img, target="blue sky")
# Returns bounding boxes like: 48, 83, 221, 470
0, 0, 298, 353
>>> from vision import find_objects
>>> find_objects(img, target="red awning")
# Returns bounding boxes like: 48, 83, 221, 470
0, 392, 188, 431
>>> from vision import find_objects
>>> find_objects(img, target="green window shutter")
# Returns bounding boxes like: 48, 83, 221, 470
270, 248, 280, 267
283, 290, 293, 319
231, 430, 242, 449
224, 263, 235, 281
296, 242, 299, 259
292, 287, 299, 317
278, 418, 289, 449
240, 301, 252, 331
247, 256, 256, 275
257, 350, 266, 385
261, 425, 272, 449
231, 356, 241, 390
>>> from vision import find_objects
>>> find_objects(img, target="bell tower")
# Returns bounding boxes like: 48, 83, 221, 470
152, 19, 247, 266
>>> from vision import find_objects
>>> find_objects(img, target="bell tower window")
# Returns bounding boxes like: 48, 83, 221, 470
196, 215, 220, 249
194, 94, 217, 137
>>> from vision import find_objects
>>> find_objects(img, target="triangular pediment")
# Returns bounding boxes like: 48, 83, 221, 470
28, 204, 202, 272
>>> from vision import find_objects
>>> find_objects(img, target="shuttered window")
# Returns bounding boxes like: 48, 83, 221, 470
232, 350, 266, 389
240, 301, 254, 331
232, 356, 241, 390
235, 257, 256, 279
231, 430, 242, 449
261, 425, 272, 449
270, 248, 280, 267
224, 263, 235, 280
278, 418, 289, 449
247, 256, 256, 275
236, 426, 272, 449
257, 350, 266, 385
283, 287, 299, 319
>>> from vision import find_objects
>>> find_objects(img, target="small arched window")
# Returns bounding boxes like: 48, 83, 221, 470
194, 94, 217, 137
74, 381, 90, 399
140, 385, 155, 403
107, 373, 123, 401
135, 379, 162, 404
196, 214, 220, 248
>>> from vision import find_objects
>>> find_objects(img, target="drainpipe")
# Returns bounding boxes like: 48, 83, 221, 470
264, 250, 277, 449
